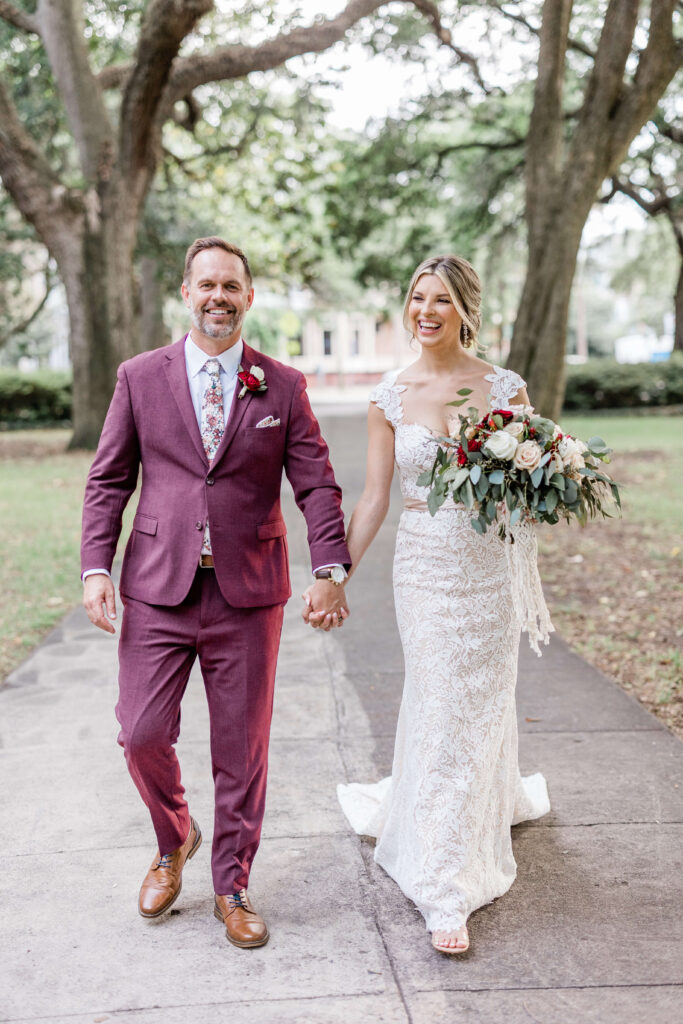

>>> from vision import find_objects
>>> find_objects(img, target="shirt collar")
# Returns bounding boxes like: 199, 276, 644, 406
185, 333, 244, 379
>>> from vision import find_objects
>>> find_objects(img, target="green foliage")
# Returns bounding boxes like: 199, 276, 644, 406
0, 370, 72, 426
562, 356, 683, 411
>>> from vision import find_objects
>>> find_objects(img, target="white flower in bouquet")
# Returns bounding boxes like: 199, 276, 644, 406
558, 436, 579, 458
464, 423, 477, 440
513, 439, 543, 471
447, 415, 461, 438
552, 424, 562, 440
551, 452, 564, 474
558, 436, 585, 471
503, 420, 525, 439
484, 430, 519, 460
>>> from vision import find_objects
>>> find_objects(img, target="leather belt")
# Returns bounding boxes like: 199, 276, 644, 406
199, 554, 215, 568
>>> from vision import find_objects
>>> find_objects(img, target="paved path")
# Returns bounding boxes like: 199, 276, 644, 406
1, 410, 682, 1024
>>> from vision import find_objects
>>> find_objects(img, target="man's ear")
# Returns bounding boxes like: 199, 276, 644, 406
246, 288, 255, 311
181, 282, 190, 308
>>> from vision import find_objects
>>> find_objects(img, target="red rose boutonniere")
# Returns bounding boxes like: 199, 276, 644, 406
237, 364, 267, 399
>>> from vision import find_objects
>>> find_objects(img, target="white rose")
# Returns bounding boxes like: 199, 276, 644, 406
484, 430, 519, 461
558, 436, 579, 459
564, 450, 585, 471
576, 438, 588, 454
513, 439, 543, 472
553, 424, 562, 440
503, 420, 525, 439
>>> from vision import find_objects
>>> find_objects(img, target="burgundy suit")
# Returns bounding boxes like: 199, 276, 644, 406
81, 338, 350, 893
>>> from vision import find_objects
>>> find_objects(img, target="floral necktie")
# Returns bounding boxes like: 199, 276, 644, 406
200, 359, 223, 554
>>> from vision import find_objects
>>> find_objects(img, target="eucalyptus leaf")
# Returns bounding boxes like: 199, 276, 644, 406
470, 463, 482, 485
530, 466, 544, 488
545, 489, 559, 513
427, 488, 445, 516
471, 517, 484, 534
453, 467, 470, 489
489, 469, 505, 484
509, 507, 521, 526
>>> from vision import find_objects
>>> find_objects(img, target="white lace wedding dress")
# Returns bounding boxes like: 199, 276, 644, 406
338, 366, 553, 934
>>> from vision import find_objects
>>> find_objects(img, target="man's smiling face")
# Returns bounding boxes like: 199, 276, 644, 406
181, 247, 254, 344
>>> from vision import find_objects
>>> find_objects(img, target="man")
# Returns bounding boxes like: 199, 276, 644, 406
82, 237, 350, 948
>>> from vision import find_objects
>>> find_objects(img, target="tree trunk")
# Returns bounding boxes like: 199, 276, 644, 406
674, 257, 683, 354
138, 255, 170, 351
54, 187, 141, 449
508, 214, 586, 420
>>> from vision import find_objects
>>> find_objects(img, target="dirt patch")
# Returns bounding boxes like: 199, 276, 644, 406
538, 516, 683, 738
0, 430, 71, 460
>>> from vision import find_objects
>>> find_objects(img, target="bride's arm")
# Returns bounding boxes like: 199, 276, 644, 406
345, 403, 395, 579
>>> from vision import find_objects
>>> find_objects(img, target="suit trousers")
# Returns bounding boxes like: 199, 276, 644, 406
115, 567, 284, 894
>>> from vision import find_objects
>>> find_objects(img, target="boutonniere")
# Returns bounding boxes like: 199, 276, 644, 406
237, 364, 267, 399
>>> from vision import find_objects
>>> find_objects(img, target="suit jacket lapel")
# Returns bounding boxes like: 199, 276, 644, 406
163, 338, 209, 467
210, 343, 262, 471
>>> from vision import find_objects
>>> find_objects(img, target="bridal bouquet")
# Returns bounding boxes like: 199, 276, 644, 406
417, 389, 621, 535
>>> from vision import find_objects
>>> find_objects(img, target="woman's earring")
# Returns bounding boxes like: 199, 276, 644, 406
462, 323, 469, 346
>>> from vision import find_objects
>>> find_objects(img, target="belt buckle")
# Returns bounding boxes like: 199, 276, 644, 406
199, 553, 213, 568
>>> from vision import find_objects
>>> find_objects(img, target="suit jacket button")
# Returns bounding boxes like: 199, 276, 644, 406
206, 477, 214, 486
195, 521, 203, 530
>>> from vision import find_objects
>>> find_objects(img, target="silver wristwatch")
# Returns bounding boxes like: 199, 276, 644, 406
314, 566, 346, 586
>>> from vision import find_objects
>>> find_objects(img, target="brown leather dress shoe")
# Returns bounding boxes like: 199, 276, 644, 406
214, 890, 269, 948
138, 817, 202, 918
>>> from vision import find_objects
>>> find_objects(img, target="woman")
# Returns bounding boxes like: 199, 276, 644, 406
334, 255, 552, 954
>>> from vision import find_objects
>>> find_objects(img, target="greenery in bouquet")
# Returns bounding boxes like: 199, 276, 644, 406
416, 389, 621, 535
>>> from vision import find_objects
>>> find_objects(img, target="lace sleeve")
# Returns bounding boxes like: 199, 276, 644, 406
484, 366, 527, 410
370, 372, 405, 429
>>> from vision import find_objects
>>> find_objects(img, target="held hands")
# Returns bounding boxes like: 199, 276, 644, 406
83, 574, 118, 634
301, 580, 350, 631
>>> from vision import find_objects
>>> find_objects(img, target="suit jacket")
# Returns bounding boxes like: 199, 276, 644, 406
81, 338, 350, 607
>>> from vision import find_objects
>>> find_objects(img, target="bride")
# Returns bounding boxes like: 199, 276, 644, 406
332, 255, 552, 954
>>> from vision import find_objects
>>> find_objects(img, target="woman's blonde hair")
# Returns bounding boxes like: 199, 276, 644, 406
402, 255, 482, 348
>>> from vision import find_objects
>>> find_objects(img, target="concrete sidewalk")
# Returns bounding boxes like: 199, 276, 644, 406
1, 410, 682, 1024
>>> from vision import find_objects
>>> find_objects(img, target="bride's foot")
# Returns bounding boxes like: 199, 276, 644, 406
431, 925, 469, 955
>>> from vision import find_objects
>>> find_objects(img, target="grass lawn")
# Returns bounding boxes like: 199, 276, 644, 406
0, 430, 136, 682
537, 413, 683, 737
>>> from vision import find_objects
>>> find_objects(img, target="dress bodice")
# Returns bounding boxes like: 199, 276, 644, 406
370, 365, 526, 504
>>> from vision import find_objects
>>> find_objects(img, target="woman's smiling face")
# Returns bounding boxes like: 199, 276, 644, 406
407, 273, 463, 348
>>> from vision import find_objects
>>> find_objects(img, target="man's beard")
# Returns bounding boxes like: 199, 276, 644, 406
191, 305, 244, 340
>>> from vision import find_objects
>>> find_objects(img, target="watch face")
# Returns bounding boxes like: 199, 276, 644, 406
331, 566, 346, 584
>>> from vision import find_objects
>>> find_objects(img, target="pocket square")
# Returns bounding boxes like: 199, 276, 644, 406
255, 416, 280, 428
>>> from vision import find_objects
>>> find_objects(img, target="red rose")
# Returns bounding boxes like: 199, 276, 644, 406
492, 409, 514, 424
238, 371, 261, 391
456, 446, 468, 466
468, 438, 482, 452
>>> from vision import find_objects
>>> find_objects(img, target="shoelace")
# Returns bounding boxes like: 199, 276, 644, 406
155, 851, 175, 869
228, 891, 248, 910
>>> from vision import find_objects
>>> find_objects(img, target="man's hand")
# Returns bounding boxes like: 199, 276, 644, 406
301, 580, 349, 631
83, 574, 118, 634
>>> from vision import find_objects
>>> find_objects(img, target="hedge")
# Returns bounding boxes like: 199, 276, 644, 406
1, 357, 682, 426
0, 370, 72, 426
562, 355, 683, 412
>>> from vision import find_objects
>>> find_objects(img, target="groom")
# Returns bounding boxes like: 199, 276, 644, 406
81, 236, 350, 948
